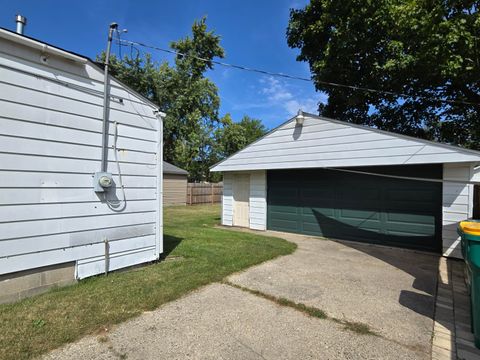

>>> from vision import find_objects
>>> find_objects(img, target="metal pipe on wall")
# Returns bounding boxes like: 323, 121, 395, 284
104, 237, 109, 276
100, 23, 118, 173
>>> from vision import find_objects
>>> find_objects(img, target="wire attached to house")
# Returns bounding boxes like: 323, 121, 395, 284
115, 37, 479, 107
325, 167, 480, 185
105, 121, 127, 212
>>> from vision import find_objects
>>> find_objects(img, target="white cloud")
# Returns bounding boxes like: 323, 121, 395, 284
261, 77, 293, 101
228, 76, 328, 126
285, 98, 318, 115
221, 68, 231, 79
260, 76, 321, 116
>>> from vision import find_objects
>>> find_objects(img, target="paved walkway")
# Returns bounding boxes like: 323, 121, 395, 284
43, 230, 440, 360
433, 258, 480, 360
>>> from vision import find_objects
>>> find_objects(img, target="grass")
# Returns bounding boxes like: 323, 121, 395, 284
0, 205, 296, 360
224, 281, 376, 336
338, 320, 375, 335
225, 281, 327, 319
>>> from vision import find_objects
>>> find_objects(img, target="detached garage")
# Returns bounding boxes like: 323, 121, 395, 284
163, 161, 188, 206
211, 112, 480, 258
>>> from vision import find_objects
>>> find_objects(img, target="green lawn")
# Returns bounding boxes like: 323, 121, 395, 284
0, 205, 296, 360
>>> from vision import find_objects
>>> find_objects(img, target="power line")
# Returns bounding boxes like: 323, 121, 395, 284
116, 37, 479, 107
325, 167, 480, 185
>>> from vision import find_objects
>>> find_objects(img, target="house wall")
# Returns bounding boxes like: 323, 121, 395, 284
0, 36, 162, 282
442, 163, 475, 259
212, 116, 480, 172
163, 174, 187, 206
0, 262, 75, 304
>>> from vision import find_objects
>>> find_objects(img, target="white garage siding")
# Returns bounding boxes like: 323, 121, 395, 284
221, 171, 266, 230
442, 164, 474, 259
222, 173, 234, 226
249, 171, 267, 230
0, 30, 163, 279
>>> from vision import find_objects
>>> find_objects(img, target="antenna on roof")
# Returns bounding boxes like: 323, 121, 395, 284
15, 14, 27, 35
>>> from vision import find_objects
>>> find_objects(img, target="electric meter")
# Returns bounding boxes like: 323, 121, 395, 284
99, 175, 113, 188
93, 172, 113, 192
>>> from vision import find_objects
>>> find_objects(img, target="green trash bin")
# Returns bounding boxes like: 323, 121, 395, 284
458, 220, 480, 348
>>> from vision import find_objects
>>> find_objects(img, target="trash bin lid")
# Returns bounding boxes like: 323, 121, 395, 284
459, 221, 480, 235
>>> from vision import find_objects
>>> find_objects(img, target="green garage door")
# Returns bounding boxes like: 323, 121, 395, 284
267, 165, 442, 252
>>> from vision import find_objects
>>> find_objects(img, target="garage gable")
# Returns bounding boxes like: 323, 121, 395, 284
211, 113, 480, 172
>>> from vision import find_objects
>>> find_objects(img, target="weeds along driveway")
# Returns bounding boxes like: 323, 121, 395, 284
43, 229, 438, 360
43, 283, 425, 360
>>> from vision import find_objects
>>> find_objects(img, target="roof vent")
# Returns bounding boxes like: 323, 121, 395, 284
296, 109, 305, 126
15, 14, 27, 35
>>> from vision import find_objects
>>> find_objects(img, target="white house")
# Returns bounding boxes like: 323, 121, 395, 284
212, 112, 480, 259
0, 27, 163, 302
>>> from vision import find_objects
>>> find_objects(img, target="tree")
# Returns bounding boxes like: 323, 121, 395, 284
287, 0, 480, 149
101, 17, 225, 180
158, 18, 224, 166
106, 53, 158, 101
204, 114, 267, 182
213, 114, 268, 160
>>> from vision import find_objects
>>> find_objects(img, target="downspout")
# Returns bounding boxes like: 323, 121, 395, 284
154, 110, 164, 258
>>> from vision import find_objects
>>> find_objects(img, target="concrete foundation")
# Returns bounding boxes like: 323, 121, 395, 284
0, 262, 76, 304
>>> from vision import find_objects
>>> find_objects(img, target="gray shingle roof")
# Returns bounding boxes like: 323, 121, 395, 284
163, 161, 188, 175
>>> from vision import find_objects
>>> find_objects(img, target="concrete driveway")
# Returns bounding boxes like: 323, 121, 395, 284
43, 230, 439, 360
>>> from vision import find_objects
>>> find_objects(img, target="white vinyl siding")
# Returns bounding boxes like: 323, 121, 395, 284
442, 164, 474, 259
212, 117, 480, 172
0, 35, 162, 279
222, 171, 267, 230
249, 171, 267, 230
222, 173, 233, 226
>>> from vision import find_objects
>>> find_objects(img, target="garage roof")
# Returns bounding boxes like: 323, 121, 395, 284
163, 161, 188, 175
211, 113, 480, 172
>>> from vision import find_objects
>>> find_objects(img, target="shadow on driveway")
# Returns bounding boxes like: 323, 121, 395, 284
310, 209, 440, 321
226, 227, 439, 355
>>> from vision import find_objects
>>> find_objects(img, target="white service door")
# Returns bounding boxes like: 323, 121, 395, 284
233, 174, 250, 227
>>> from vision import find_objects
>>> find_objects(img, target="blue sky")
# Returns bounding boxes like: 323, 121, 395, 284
0, 0, 326, 129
